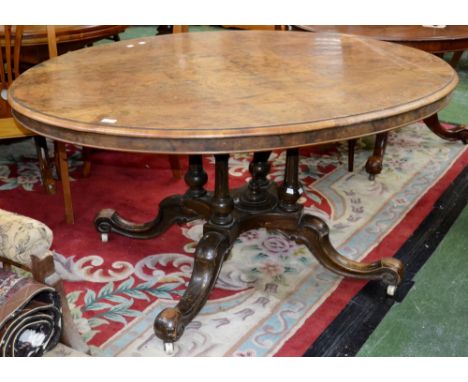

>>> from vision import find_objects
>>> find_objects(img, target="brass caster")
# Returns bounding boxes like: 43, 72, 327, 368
101, 233, 109, 243
386, 284, 397, 297
164, 342, 174, 355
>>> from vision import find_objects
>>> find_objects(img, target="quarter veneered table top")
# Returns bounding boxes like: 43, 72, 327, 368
8, 31, 458, 154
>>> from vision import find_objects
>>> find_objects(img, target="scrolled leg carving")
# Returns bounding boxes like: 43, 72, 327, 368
292, 214, 403, 287
424, 113, 467, 144
365, 132, 388, 180
94, 195, 200, 241
154, 230, 231, 346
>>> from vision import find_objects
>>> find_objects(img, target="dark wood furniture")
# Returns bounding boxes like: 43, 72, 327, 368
8, 31, 457, 353
294, 25, 468, 179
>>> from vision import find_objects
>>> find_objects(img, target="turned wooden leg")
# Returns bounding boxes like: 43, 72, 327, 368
238, 151, 276, 211
424, 113, 467, 144
30, 253, 89, 354
209, 154, 234, 226
33, 136, 56, 194
81, 147, 92, 178
184, 155, 207, 198
56, 142, 74, 224
278, 148, 303, 212
347, 139, 357, 172
365, 132, 388, 180
153, 230, 231, 350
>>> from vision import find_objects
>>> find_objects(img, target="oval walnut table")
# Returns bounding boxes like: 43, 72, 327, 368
8, 31, 458, 353
294, 25, 468, 178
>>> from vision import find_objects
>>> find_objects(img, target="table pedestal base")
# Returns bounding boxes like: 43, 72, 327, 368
95, 150, 404, 352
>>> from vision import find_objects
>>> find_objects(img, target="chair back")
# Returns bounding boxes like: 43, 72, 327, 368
0, 26, 24, 117
1, 26, 57, 118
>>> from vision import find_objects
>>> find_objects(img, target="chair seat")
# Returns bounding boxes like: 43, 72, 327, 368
0, 118, 35, 139
0, 209, 52, 266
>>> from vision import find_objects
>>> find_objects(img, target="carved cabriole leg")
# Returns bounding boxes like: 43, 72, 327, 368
153, 230, 231, 348
33, 136, 56, 195
238, 151, 276, 211
154, 154, 238, 351
365, 132, 388, 180
293, 215, 403, 289
347, 139, 357, 172
241, 213, 404, 292
278, 148, 303, 213
424, 113, 467, 144
95, 155, 209, 241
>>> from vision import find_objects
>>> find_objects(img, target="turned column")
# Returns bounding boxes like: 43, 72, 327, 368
184, 155, 208, 197
210, 154, 234, 226
238, 151, 276, 211
278, 148, 303, 212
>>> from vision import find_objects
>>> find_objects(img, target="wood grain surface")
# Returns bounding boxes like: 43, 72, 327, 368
9, 31, 458, 154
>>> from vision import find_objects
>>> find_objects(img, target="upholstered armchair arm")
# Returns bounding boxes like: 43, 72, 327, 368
0, 209, 53, 267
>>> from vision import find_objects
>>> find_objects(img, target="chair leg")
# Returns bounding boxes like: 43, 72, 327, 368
347, 139, 357, 172
81, 147, 92, 178
30, 253, 90, 354
168, 155, 182, 179
56, 142, 75, 224
34, 136, 56, 195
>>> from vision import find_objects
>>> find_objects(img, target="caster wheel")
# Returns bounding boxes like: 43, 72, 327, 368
164, 342, 174, 355
386, 285, 396, 296
101, 233, 109, 243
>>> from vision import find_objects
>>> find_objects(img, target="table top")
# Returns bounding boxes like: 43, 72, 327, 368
294, 26, 468, 52
9, 31, 458, 154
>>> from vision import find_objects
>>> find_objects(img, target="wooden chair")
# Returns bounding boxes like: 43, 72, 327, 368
1, 26, 56, 195
1, 26, 77, 223
0, 209, 89, 353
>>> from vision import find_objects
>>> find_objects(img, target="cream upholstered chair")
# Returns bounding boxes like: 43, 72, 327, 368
0, 209, 89, 353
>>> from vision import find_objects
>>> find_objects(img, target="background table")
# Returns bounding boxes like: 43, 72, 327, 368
294, 25, 468, 177
8, 31, 457, 352
0, 25, 127, 67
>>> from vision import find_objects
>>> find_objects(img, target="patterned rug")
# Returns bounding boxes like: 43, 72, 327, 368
0, 122, 466, 356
